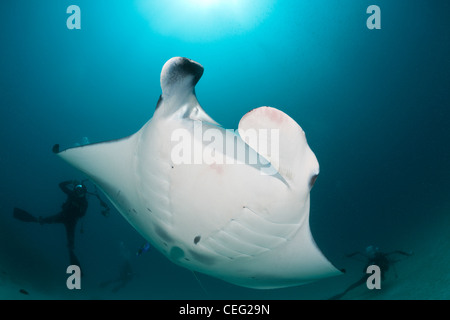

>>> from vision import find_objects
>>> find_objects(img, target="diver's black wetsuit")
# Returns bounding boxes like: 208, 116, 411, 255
366, 252, 390, 280
328, 249, 411, 300
99, 261, 134, 293
330, 254, 390, 299
39, 181, 88, 265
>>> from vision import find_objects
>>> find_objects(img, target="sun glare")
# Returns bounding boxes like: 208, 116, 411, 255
191, 0, 218, 7
137, 0, 274, 42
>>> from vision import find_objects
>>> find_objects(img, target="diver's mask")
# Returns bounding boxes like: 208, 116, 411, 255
365, 245, 379, 259
74, 184, 87, 197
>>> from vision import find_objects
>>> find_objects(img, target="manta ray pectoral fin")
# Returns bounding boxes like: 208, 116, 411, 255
238, 106, 319, 189
53, 133, 140, 209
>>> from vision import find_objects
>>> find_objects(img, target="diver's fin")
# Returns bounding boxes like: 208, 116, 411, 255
69, 249, 84, 277
13, 207, 38, 222
69, 250, 80, 266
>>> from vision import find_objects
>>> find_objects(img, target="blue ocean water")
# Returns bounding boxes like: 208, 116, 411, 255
0, 0, 449, 300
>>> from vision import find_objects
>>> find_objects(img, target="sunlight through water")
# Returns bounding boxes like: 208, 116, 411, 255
137, 0, 275, 42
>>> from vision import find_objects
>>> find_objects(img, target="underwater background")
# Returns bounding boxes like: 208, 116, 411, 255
0, 0, 449, 300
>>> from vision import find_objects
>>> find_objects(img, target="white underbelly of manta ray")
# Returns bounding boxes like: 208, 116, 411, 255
54, 57, 342, 289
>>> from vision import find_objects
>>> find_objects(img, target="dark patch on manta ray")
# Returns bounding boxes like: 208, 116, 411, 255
146, 207, 152, 213
176, 58, 204, 87
165, 57, 204, 91
170, 246, 185, 260
155, 95, 163, 110
194, 235, 201, 244
309, 173, 319, 189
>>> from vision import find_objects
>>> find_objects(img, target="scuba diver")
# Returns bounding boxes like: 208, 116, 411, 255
99, 260, 134, 293
328, 245, 413, 300
100, 241, 135, 293
13, 180, 110, 270
136, 242, 151, 256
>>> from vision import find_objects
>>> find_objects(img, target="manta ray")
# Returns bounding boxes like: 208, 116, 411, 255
53, 57, 341, 289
